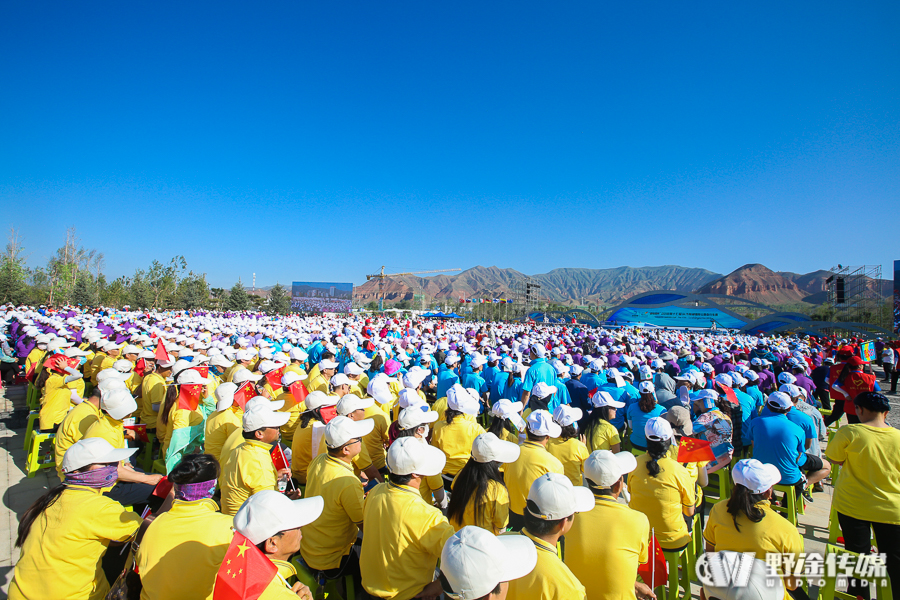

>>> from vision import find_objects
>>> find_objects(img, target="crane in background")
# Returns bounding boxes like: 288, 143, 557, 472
366, 266, 461, 311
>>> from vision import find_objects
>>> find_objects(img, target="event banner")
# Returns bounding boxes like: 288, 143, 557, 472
859, 341, 876, 363
606, 306, 746, 329
894, 260, 899, 334
291, 282, 353, 313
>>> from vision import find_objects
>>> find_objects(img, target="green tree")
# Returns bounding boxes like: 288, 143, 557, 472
267, 283, 291, 315
176, 272, 211, 310
210, 287, 228, 311
225, 280, 250, 311
365, 301, 378, 311
0, 228, 28, 304
146, 256, 186, 309
101, 277, 129, 308
71, 274, 96, 306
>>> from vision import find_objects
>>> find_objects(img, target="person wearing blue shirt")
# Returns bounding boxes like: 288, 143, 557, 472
597, 380, 634, 431
749, 392, 830, 501
490, 357, 515, 400
759, 388, 817, 450
462, 355, 489, 403
481, 357, 500, 398
520, 344, 559, 407
626, 382, 666, 450
436, 357, 461, 399
564, 366, 590, 416
306, 340, 324, 366
500, 367, 525, 402
732, 381, 759, 449
744, 373, 766, 413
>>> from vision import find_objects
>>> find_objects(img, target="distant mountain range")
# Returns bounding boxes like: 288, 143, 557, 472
350, 263, 890, 308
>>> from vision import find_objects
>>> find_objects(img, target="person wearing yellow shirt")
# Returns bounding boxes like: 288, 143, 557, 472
275, 371, 308, 447
343, 362, 366, 396
223, 348, 254, 383
824, 391, 900, 598
92, 342, 122, 385
8, 438, 148, 600
335, 394, 384, 483
307, 358, 338, 394
136, 454, 234, 600
54, 382, 111, 478
566, 450, 653, 600
505, 473, 591, 600
547, 405, 589, 486
232, 490, 323, 600
258, 360, 284, 400
437, 526, 538, 600
24, 343, 47, 381
360, 437, 456, 600
300, 416, 373, 586
204, 382, 243, 463
628, 418, 696, 552
87, 347, 108, 385
447, 432, 519, 534
504, 410, 565, 531
141, 360, 171, 436
290, 391, 337, 484
664, 406, 710, 510
220, 400, 299, 516
432, 384, 486, 482
486, 398, 525, 444
395, 406, 445, 505
121, 344, 143, 391
284, 347, 309, 379
703, 459, 804, 597
362, 386, 392, 473
158, 368, 208, 458
38, 355, 85, 430
583, 390, 624, 453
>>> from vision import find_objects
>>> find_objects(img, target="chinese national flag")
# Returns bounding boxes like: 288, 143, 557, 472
715, 382, 739, 406
124, 423, 149, 443
134, 358, 148, 378
213, 532, 277, 600
288, 380, 308, 407
192, 365, 210, 379
154, 340, 172, 364
270, 443, 290, 471
177, 383, 205, 411
637, 533, 668, 588
677, 437, 716, 463
265, 366, 285, 390
233, 381, 255, 409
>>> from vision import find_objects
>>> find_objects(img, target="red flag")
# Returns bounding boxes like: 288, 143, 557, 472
288, 380, 308, 407
233, 381, 256, 409
134, 358, 148, 378
270, 443, 289, 471
637, 533, 668, 588
25, 360, 38, 382
715, 382, 739, 406
151, 476, 173, 498
265, 366, 284, 390
213, 532, 277, 600
177, 383, 205, 411
677, 437, 716, 463
154, 339, 172, 364
192, 365, 210, 379
124, 423, 149, 443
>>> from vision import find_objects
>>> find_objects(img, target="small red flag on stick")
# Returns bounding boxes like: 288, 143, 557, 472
213, 532, 278, 600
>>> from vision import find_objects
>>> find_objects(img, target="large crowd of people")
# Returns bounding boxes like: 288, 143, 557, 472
3, 304, 900, 600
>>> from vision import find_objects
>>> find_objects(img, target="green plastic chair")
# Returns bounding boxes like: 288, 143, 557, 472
819, 544, 893, 600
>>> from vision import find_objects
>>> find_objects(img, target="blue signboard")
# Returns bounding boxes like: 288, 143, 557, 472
606, 306, 746, 329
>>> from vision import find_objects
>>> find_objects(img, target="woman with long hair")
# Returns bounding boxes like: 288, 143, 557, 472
432, 384, 486, 486
290, 391, 338, 484
9, 438, 149, 600
628, 418, 696, 552
703, 459, 803, 596
583, 390, 623, 453
394, 406, 446, 507
547, 405, 589, 486
447, 432, 520, 534
625, 381, 665, 451
487, 398, 525, 444
831, 356, 881, 425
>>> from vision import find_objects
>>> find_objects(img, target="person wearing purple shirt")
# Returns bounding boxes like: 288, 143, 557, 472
757, 368, 776, 393
792, 369, 816, 401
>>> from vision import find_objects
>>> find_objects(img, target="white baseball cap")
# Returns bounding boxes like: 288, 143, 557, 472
531, 382, 557, 399
732, 459, 782, 494
324, 416, 374, 448
402, 369, 430, 389
778, 384, 802, 399
96, 368, 129, 385
702, 551, 784, 600
281, 371, 307, 386
584, 449, 637, 488
440, 526, 538, 600
305, 391, 338, 411
242, 403, 290, 432
97, 378, 127, 395
447, 384, 480, 415
470, 355, 487, 369
526, 472, 594, 520
398, 388, 426, 410
398, 405, 440, 430
61, 437, 137, 474
644, 417, 674, 442
386, 436, 446, 476
638, 380, 655, 395
336, 394, 374, 416
526, 409, 561, 438
232, 368, 263, 384
766, 391, 792, 410
178, 369, 211, 386
552, 405, 582, 428
330, 373, 351, 388
100, 388, 138, 421
319, 359, 339, 370
210, 354, 233, 368
344, 363, 365, 376
214, 382, 238, 411
714, 373, 734, 388
591, 390, 625, 408
490, 399, 526, 432
233, 490, 324, 546
235, 349, 255, 361
471, 433, 520, 464
530, 343, 547, 358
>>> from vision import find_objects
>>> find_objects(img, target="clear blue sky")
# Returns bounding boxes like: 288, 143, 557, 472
1, 1, 898, 288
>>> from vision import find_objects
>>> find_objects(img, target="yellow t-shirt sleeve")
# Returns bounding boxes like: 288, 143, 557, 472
245, 455, 277, 495
419, 515, 456, 558
493, 486, 510, 533
339, 480, 366, 524
95, 499, 144, 542
824, 427, 850, 463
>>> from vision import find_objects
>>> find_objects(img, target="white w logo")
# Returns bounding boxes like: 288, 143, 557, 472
696, 551, 757, 588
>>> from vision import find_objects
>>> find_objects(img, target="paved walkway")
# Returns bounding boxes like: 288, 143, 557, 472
0, 370, 897, 598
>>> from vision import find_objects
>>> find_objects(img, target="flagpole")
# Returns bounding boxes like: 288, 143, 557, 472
651, 528, 655, 590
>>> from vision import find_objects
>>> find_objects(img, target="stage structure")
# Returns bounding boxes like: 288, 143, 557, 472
825, 265, 886, 330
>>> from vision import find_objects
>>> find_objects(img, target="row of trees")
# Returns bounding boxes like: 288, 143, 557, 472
0, 228, 294, 315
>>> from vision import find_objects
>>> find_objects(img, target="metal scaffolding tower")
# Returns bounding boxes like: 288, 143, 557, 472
825, 265, 885, 328
512, 277, 542, 320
